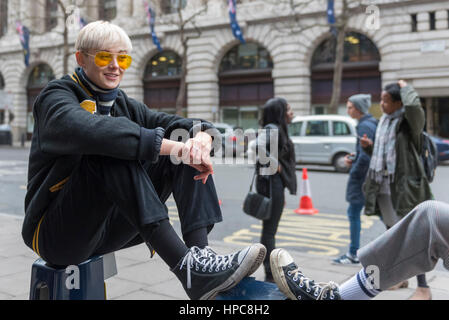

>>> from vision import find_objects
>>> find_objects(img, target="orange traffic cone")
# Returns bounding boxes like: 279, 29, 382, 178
294, 168, 318, 215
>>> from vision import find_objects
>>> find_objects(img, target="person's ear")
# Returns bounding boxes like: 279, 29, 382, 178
75, 51, 86, 68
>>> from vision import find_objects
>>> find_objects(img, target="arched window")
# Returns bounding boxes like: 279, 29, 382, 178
145, 51, 182, 77
311, 32, 381, 114
0, 0, 8, 37
27, 64, 55, 88
27, 64, 55, 139
143, 51, 185, 115
45, 0, 59, 32
218, 43, 273, 130
99, 0, 117, 21
220, 43, 273, 73
161, 0, 187, 15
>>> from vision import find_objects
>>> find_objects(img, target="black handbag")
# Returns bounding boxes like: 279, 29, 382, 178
243, 169, 272, 220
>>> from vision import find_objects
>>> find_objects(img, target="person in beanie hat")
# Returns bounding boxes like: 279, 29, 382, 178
333, 93, 377, 265
349, 94, 372, 114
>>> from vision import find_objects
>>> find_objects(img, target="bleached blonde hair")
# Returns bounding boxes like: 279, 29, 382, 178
75, 21, 133, 52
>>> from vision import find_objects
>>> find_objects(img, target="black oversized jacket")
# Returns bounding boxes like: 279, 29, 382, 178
23, 71, 217, 250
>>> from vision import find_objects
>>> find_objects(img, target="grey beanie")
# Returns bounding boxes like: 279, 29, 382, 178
348, 94, 371, 114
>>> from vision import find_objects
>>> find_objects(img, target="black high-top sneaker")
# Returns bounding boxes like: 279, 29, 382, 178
201, 246, 265, 277
270, 248, 341, 300
172, 243, 266, 300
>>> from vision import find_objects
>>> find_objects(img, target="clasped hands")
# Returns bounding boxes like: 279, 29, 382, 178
160, 132, 213, 184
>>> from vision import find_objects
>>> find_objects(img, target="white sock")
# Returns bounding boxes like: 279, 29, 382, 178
339, 269, 381, 300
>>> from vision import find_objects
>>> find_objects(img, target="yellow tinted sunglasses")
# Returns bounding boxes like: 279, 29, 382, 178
84, 51, 132, 70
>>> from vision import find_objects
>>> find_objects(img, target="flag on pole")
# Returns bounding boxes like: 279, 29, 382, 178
143, 0, 163, 52
327, 0, 337, 37
228, 0, 245, 44
16, 21, 30, 66
78, 16, 87, 29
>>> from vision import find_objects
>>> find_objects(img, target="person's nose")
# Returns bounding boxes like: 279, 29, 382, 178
109, 55, 120, 69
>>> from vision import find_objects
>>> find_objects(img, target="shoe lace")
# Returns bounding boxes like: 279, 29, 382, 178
180, 246, 236, 289
316, 281, 339, 300
290, 267, 339, 300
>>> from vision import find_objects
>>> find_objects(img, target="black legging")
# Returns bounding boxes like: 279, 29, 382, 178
260, 173, 285, 275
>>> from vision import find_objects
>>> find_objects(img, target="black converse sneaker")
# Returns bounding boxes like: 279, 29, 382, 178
172, 243, 266, 300
202, 246, 265, 277
270, 248, 341, 300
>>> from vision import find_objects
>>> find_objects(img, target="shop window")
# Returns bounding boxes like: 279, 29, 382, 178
27, 64, 55, 139
218, 43, 273, 130
145, 51, 182, 78
220, 43, 273, 73
28, 64, 55, 88
312, 32, 380, 65
311, 32, 381, 108
143, 51, 185, 113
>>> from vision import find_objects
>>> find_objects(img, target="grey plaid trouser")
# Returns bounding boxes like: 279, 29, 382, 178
358, 200, 449, 290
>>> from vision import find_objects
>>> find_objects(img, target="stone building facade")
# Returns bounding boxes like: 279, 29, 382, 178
0, 0, 449, 142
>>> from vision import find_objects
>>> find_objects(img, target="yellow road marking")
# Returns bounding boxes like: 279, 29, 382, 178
224, 208, 378, 256
163, 200, 379, 256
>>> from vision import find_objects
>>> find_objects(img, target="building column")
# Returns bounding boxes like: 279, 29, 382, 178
436, 10, 449, 30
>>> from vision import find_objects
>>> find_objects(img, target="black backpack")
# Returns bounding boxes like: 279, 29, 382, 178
421, 132, 438, 183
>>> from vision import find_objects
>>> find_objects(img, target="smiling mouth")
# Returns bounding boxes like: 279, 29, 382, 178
104, 73, 119, 79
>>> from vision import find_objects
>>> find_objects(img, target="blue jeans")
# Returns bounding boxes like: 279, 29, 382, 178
347, 202, 364, 256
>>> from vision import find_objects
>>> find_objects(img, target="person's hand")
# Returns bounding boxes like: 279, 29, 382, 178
398, 79, 407, 88
344, 153, 355, 167
181, 131, 213, 184
360, 134, 373, 148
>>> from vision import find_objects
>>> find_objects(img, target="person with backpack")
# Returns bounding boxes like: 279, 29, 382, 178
360, 80, 434, 299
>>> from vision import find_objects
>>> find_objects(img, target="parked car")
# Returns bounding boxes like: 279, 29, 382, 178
431, 135, 449, 163
247, 115, 357, 172
289, 115, 357, 172
213, 122, 251, 157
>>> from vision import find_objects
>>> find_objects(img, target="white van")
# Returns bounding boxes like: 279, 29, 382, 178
288, 115, 357, 172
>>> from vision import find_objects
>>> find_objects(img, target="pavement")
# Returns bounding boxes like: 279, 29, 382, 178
1, 213, 449, 300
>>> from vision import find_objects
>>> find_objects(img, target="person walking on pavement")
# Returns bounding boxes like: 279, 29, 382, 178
333, 94, 377, 265
270, 200, 449, 300
22, 21, 266, 300
360, 80, 433, 299
254, 97, 297, 282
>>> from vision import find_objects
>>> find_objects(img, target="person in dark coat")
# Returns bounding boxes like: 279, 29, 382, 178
22, 20, 265, 300
333, 94, 377, 264
254, 97, 297, 282
361, 80, 433, 299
